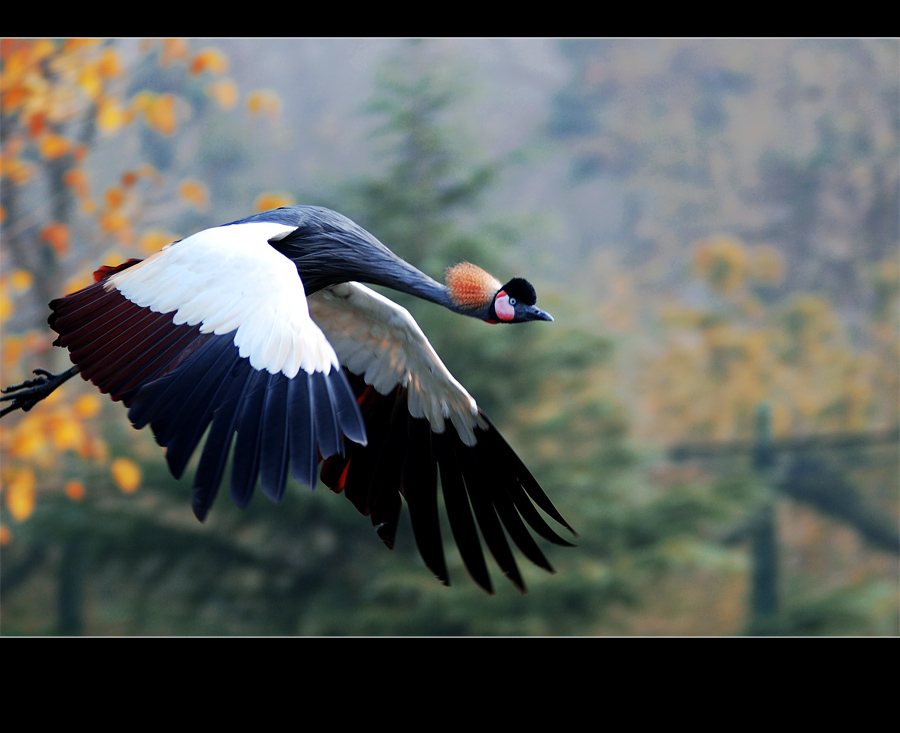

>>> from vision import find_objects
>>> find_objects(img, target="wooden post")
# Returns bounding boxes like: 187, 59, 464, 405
748, 403, 778, 634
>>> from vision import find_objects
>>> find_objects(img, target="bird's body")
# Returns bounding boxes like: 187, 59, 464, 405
2, 205, 573, 593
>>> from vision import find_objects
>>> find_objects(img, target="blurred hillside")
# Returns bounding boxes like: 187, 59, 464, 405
1, 38, 897, 636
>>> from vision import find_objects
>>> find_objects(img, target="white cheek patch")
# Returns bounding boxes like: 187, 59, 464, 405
494, 291, 515, 322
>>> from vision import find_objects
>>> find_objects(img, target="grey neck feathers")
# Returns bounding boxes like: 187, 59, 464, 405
265, 210, 477, 316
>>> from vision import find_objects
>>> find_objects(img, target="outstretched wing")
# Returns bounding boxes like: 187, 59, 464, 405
309, 282, 574, 593
49, 222, 365, 519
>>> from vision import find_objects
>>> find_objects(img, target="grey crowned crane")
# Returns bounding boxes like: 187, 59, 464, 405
1, 205, 574, 593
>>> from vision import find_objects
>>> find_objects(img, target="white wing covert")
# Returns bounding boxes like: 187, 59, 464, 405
309, 282, 487, 445
48, 222, 365, 522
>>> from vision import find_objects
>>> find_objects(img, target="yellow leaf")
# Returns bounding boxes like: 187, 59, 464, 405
206, 78, 238, 110
137, 230, 177, 254
1, 335, 22, 368
0, 524, 10, 546
141, 93, 177, 136
131, 90, 154, 113
78, 66, 103, 101
247, 89, 281, 118
74, 393, 102, 418
5, 467, 36, 521
97, 96, 130, 134
99, 209, 129, 234
10, 269, 33, 291
0, 289, 13, 321
10, 417, 47, 459
179, 179, 209, 210
111, 458, 141, 493
51, 414, 84, 451
62, 271, 94, 297
30, 39, 57, 64
39, 133, 71, 160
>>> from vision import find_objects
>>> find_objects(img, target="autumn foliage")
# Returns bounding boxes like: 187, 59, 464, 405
1, 39, 896, 635
0, 39, 287, 540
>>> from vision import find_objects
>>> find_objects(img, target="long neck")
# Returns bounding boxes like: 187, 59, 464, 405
273, 224, 477, 317
362, 254, 461, 311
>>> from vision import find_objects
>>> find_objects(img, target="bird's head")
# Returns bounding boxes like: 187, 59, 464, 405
445, 262, 553, 324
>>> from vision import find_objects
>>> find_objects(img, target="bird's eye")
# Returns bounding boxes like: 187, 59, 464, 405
508, 297, 517, 306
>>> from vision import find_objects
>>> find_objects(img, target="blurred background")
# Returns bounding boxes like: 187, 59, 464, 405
1, 38, 897, 636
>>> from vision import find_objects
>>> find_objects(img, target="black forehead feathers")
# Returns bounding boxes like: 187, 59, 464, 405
501, 277, 537, 305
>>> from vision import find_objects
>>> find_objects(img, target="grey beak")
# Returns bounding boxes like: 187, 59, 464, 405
526, 305, 553, 322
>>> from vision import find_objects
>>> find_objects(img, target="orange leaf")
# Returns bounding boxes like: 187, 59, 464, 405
63, 39, 99, 54
41, 223, 70, 255
159, 38, 189, 66
104, 186, 126, 209
2, 85, 27, 112
65, 480, 86, 501
255, 192, 294, 212
26, 111, 46, 138
120, 164, 161, 188
1, 154, 33, 184
247, 89, 281, 118
97, 48, 123, 79
111, 458, 141, 493
190, 47, 228, 75
64, 168, 90, 198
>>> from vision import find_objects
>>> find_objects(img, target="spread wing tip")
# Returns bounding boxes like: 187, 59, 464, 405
323, 377, 573, 594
